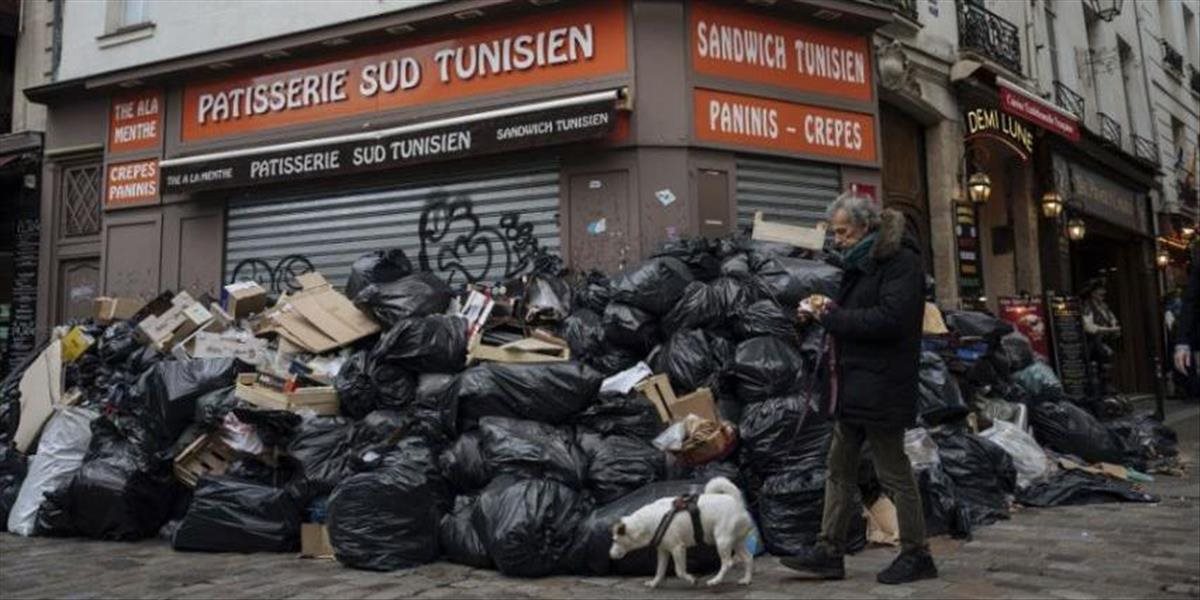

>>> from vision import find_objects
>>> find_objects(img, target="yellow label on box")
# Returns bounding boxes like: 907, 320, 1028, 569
61, 326, 95, 363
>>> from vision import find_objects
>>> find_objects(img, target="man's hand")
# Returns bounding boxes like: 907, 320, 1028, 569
1175, 344, 1193, 374
798, 295, 832, 323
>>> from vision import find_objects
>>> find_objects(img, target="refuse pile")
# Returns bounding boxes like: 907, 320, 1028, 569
0, 232, 1177, 577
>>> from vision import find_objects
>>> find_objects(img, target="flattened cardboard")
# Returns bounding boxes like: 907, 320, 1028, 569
268, 273, 379, 353
636, 375, 720, 424
468, 330, 570, 363
752, 211, 828, 250
300, 523, 334, 559
14, 340, 63, 452
923, 302, 949, 335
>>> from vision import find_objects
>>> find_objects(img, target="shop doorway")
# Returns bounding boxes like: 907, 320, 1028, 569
881, 103, 932, 273
1070, 221, 1157, 394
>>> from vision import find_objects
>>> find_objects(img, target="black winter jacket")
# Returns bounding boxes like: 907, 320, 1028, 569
820, 209, 926, 430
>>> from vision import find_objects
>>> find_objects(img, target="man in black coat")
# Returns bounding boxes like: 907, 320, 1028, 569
782, 193, 936, 585
1174, 253, 1200, 398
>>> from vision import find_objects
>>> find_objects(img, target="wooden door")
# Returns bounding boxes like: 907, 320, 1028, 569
880, 104, 932, 272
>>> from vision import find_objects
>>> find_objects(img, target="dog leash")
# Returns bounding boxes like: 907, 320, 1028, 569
648, 494, 705, 549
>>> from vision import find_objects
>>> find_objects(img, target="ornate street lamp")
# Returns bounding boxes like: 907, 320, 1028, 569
967, 171, 992, 204
1085, 0, 1124, 22
1066, 217, 1087, 241
1040, 190, 1064, 219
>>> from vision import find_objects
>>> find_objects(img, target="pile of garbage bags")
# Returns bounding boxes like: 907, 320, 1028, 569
0, 236, 1176, 579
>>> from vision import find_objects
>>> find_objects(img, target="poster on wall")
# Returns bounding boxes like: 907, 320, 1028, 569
955, 202, 984, 308
998, 297, 1050, 362
1045, 293, 1092, 400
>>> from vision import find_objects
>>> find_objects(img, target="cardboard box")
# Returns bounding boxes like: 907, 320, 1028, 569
93, 296, 146, 324
752, 211, 828, 250
220, 281, 268, 319
300, 523, 334, 559
234, 373, 339, 415
137, 292, 214, 351
14, 340, 63, 453
264, 273, 379, 354
636, 375, 719, 424
60, 326, 96, 363
468, 329, 570, 364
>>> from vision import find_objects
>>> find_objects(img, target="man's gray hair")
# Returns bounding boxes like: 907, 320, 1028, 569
826, 192, 880, 230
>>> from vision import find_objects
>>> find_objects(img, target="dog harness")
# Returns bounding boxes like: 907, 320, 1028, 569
649, 494, 705, 549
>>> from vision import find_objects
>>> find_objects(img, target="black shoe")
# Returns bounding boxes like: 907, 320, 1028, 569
780, 545, 845, 580
876, 550, 938, 585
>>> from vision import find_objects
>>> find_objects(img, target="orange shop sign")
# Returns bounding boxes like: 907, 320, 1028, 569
181, 3, 628, 142
694, 88, 877, 163
105, 158, 159, 208
690, 0, 872, 102
109, 89, 163, 153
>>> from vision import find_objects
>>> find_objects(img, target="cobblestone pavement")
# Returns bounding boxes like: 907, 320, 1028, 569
2, 402, 1197, 600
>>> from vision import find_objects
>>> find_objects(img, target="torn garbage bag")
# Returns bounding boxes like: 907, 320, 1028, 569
172, 475, 300, 553
577, 431, 664, 504
8, 407, 96, 536
1030, 401, 1124, 464
610, 257, 693, 316
327, 439, 446, 571
478, 417, 587, 488
729, 336, 805, 403
1015, 470, 1157, 507
1105, 412, 1179, 471
345, 249, 414, 301
371, 315, 468, 374
471, 476, 592, 577
563, 480, 719, 576
439, 496, 492, 568
353, 272, 452, 328
457, 362, 602, 428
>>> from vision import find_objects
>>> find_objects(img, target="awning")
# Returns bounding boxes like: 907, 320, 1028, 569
161, 88, 625, 195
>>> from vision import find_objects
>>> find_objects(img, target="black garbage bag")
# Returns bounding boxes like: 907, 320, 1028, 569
124, 345, 163, 375
562, 480, 720, 576
738, 393, 830, 478
731, 299, 798, 342
457, 362, 602, 428
327, 438, 447, 571
354, 272, 453, 328
602, 302, 660, 354
66, 417, 177, 541
144, 358, 239, 448
1030, 401, 1124, 464
440, 431, 490, 493
754, 469, 829, 555
1016, 470, 1158, 507
561, 309, 606, 363
346, 248, 414, 301
371, 315, 468, 374
651, 329, 726, 394
471, 476, 592, 577
653, 239, 721, 282
611, 257, 694, 317
729, 336, 805, 403
99, 321, 139, 366
679, 459, 742, 485
571, 393, 664, 441
231, 408, 300, 449
172, 475, 301, 553
578, 431, 664, 504
368, 363, 418, 411
1105, 412, 1179, 471
932, 431, 1015, 526
753, 257, 841, 308
411, 373, 459, 446
572, 270, 612, 314
719, 253, 753, 277
193, 386, 242, 429
662, 282, 723, 335
0, 445, 27, 530
1011, 363, 1066, 403
710, 276, 754, 316
479, 417, 588, 488
525, 275, 572, 323
439, 496, 492, 568
917, 352, 969, 426
286, 416, 356, 502
335, 350, 376, 419
916, 463, 972, 539
589, 348, 644, 377
224, 455, 280, 486
999, 332, 1035, 372
943, 310, 1014, 340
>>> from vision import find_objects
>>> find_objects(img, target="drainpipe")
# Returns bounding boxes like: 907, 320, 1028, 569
50, 0, 63, 81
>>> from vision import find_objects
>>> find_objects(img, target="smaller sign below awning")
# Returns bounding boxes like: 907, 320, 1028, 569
161, 89, 623, 194
997, 77, 1080, 142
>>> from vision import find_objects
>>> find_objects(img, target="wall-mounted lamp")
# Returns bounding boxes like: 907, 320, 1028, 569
1157, 249, 1171, 268
1040, 190, 1064, 218
1066, 217, 1087, 241
967, 172, 992, 204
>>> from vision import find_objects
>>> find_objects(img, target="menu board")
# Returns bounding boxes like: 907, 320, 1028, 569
1045, 293, 1091, 399
8, 215, 40, 370
997, 297, 1050, 362
955, 202, 984, 309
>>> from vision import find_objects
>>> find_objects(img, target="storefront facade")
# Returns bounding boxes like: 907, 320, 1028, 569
25, 0, 889, 342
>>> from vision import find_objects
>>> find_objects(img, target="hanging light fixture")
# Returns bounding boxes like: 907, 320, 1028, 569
967, 171, 992, 204
1085, 0, 1125, 22
1157, 249, 1171, 268
1066, 216, 1087, 241
1040, 190, 1064, 219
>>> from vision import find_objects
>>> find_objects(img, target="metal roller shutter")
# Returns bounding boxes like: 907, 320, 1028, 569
224, 162, 560, 289
735, 156, 841, 229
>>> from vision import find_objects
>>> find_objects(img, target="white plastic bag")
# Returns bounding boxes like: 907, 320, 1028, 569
980, 419, 1051, 488
903, 428, 940, 469
7, 407, 97, 536
220, 412, 264, 455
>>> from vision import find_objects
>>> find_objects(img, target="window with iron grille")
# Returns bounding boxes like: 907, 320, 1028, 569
61, 164, 102, 237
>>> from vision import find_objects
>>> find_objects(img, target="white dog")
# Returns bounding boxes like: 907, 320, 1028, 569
609, 477, 755, 588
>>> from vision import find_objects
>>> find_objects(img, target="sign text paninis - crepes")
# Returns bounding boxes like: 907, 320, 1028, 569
182, 3, 627, 141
